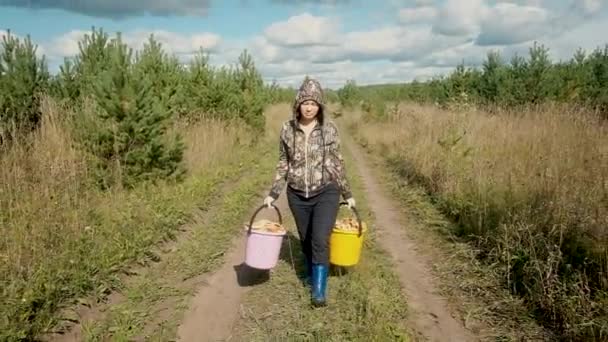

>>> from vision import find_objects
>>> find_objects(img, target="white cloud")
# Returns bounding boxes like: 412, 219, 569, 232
249, 36, 284, 63
263, 13, 340, 47
541, 15, 608, 61
398, 6, 437, 24
580, 0, 602, 14
343, 26, 466, 62
415, 0, 434, 6
476, 3, 550, 45
46, 29, 221, 61
249, 12, 468, 65
124, 30, 221, 55
432, 0, 486, 36
35, 0, 608, 88
48, 30, 88, 58
419, 41, 490, 68
343, 27, 405, 59
428, 0, 603, 47
227, 2, 606, 88
259, 60, 447, 90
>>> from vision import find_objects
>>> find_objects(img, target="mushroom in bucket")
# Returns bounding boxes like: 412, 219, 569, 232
329, 202, 367, 267
244, 205, 287, 270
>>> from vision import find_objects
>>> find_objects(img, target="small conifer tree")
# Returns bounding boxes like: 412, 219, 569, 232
87, 33, 184, 188
0, 30, 49, 143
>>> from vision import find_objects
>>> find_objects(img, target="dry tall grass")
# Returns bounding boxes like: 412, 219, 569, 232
347, 102, 608, 340
178, 116, 251, 174
263, 102, 291, 138
0, 98, 251, 339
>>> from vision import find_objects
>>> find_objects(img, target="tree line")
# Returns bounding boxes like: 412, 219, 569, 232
337, 42, 608, 118
0, 27, 279, 188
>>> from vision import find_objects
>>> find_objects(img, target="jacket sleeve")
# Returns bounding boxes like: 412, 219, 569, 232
327, 123, 353, 200
268, 125, 289, 199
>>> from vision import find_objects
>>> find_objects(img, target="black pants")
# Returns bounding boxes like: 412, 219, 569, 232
287, 183, 340, 266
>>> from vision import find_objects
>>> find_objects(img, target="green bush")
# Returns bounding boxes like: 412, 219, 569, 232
83, 34, 185, 189
0, 26, 274, 187
337, 79, 361, 108
0, 30, 49, 143
133, 35, 189, 118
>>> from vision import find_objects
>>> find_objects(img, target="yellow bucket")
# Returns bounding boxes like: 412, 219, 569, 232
329, 203, 367, 266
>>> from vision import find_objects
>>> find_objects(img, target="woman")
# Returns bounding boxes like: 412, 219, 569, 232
263, 77, 356, 307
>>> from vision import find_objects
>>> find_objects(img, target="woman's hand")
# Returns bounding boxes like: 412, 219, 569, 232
263, 196, 276, 208
346, 197, 356, 209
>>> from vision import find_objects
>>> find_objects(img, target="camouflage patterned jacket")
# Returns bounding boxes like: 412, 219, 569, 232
268, 119, 353, 200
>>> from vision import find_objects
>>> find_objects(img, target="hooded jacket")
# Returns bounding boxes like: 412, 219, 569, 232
268, 78, 353, 200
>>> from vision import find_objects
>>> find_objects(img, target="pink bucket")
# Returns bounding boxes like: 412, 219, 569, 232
244, 205, 286, 270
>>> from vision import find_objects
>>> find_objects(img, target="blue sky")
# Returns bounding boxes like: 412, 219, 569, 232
1, 0, 607, 88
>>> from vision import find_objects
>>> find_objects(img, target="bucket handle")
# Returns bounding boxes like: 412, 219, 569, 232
247, 204, 283, 234
338, 202, 363, 237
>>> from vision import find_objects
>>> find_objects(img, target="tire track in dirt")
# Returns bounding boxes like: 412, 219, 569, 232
176, 191, 289, 342
43, 153, 270, 341
47, 202, 228, 342
344, 136, 476, 342
175, 130, 476, 341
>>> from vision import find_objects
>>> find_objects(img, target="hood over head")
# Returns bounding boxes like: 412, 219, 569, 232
292, 77, 325, 123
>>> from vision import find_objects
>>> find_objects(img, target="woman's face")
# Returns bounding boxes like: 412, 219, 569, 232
299, 100, 319, 121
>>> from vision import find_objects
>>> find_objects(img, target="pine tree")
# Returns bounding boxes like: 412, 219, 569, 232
50, 27, 112, 105
504, 54, 528, 106
525, 42, 552, 104
338, 79, 360, 108
187, 48, 213, 116
75, 27, 112, 98
0, 30, 49, 143
236, 50, 266, 131
479, 50, 503, 105
584, 45, 608, 116
88, 33, 184, 188
134, 35, 188, 118
50, 58, 79, 101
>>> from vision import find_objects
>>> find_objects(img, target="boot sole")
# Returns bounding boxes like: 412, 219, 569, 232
311, 298, 327, 307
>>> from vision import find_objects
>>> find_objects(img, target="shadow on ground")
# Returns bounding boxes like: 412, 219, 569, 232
232, 262, 270, 287
233, 229, 353, 288
279, 230, 354, 281
233, 230, 302, 287
279, 231, 309, 284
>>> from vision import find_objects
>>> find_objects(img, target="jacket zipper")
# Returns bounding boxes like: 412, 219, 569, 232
304, 131, 309, 197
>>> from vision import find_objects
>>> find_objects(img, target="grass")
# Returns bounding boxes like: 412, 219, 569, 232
79, 142, 277, 341
0, 97, 257, 341
365, 144, 551, 341
347, 102, 608, 341
229, 116, 412, 341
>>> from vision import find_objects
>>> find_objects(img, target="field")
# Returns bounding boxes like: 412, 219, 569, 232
346, 102, 607, 340
1, 28, 607, 341
0, 97, 258, 339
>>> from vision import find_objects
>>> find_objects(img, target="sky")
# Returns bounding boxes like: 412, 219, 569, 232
0, 0, 607, 89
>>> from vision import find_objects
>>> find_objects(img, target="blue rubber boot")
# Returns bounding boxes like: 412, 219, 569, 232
311, 264, 328, 307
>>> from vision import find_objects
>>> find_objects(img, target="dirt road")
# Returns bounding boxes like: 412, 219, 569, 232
176, 193, 291, 342
175, 137, 474, 342
345, 137, 475, 342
